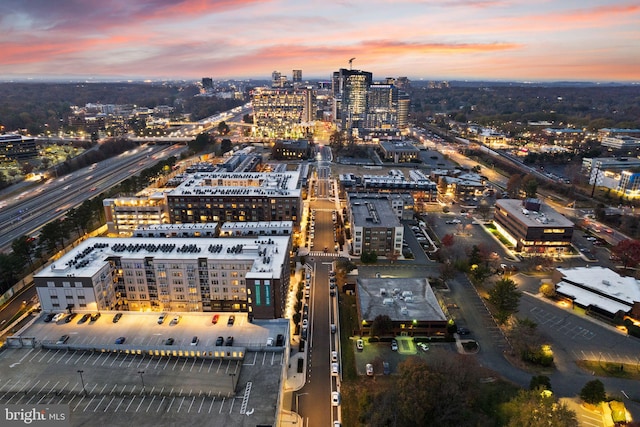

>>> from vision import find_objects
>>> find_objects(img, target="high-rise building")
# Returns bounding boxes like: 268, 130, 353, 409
292, 70, 302, 83
366, 83, 398, 132
271, 71, 281, 87
333, 68, 372, 137
252, 87, 314, 138
201, 77, 213, 89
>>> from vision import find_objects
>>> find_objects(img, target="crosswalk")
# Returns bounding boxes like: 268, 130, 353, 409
307, 251, 340, 258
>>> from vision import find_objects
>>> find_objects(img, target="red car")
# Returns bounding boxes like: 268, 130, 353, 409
212, 314, 219, 324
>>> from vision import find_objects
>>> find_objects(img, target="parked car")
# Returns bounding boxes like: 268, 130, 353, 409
170, 315, 181, 325
225, 336, 234, 346
56, 335, 69, 344
331, 363, 339, 375
356, 339, 364, 351
276, 334, 284, 347
165, 338, 175, 345
112, 313, 123, 323
52, 313, 64, 322
366, 363, 374, 376
331, 351, 338, 362
78, 313, 91, 324
391, 339, 398, 351
43, 313, 55, 323
227, 315, 235, 326
90, 313, 101, 321
418, 342, 430, 352
215, 336, 224, 346
114, 336, 126, 344
190, 336, 199, 346
457, 327, 470, 335
157, 313, 167, 324
212, 314, 219, 324
331, 324, 336, 334
331, 391, 340, 406
64, 313, 77, 323
266, 337, 274, 346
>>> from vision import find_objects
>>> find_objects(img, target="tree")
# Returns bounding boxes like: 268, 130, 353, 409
488, 278, 521, 324
580, 379, 606, 405
501, 389, 578, 427
529, 375, 552, 391
217, 121, 230, 135
0, 252, 24, 292
220, 138, 232, 153
522, 174, 538, 198
476, 200, 492, 220
506, 174, 522, 198
329, 131, 344, 152
370, 315, 393, 337
539, 282, 556, 298
11, 235, 35, 269
360, 251, 378, 264
611, 239, 640, 269
441, 233, 455, 247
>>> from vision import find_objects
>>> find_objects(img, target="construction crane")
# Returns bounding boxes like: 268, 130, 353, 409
348, 58, 356, 70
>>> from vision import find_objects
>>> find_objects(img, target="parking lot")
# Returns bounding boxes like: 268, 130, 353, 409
0, 312, 289, 426
352, 337, 457, 376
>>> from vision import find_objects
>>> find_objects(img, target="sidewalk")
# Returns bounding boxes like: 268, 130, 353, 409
278, 338, 306, 426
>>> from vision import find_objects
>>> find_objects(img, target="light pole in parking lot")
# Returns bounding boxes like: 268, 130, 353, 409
138, 371, 145, 393
77, 370, 86, 395
229, 372, 236, 393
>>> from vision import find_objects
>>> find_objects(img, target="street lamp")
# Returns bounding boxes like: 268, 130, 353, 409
138, 371, 145, 393
77, 370, 86, 395
229, 373, 236, 393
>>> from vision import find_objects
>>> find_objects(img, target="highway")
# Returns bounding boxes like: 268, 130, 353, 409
0, 143, 182, 251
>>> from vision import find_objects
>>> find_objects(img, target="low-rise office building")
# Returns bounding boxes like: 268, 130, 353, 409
0, 134, 38, 160
378, 140, 420, 163
355, 278, 448, 337
493, 198, 574, 254
34, 236, 291, 319
553, 266, 640, 321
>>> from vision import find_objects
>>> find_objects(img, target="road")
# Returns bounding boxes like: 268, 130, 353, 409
294, 145, 342, 426
0, 144, 182, 251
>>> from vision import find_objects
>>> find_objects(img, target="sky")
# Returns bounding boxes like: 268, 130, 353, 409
1, 0, 639, 83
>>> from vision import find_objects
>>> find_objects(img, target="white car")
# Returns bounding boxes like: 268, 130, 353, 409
331, 363, 339, 375
331, 391, 340, 406
52, 313, 65, 322
331, 351, 338, 362
366, 363, 374, 376
356, 339, 364, 351
391, 339, 398, 351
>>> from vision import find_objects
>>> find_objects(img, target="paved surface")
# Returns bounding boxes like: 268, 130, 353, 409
0, 312, 290, 427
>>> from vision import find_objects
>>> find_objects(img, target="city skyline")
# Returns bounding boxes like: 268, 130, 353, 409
1, 0, 639, 83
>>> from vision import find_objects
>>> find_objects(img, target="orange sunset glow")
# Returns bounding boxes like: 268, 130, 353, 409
0, 0, 638, 81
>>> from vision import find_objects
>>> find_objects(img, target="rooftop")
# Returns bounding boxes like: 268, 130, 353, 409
496, 199, 573, 228
357, 278, 447, 322
168, 170, 301, 197
36, 236, 290, 280
555, 266, 640, 314
348, 193, 401, 227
